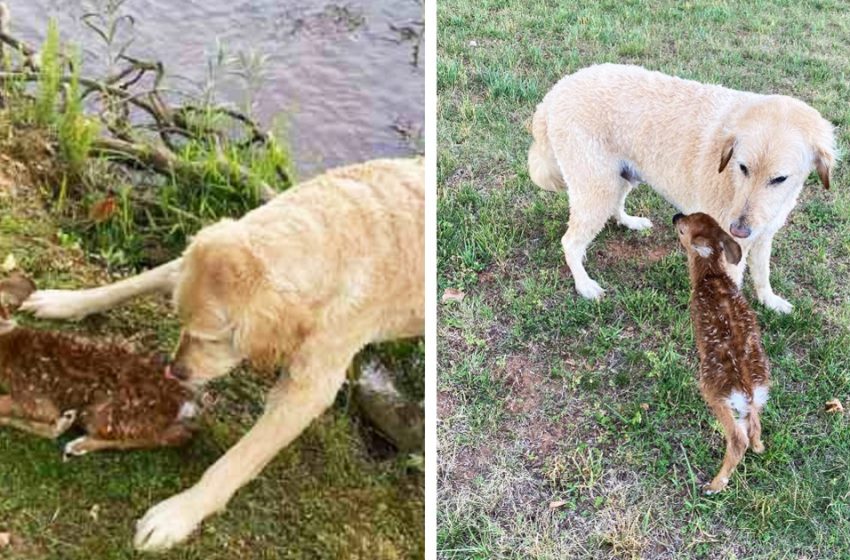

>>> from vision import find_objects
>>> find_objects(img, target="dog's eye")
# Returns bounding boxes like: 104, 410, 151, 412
769, 176, 787, 185
739, 164, 749, 176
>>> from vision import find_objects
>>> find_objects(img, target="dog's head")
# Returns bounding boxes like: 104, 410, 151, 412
673, 212, 742, 270
168, 219, 296, 387
718, 96, 836, 239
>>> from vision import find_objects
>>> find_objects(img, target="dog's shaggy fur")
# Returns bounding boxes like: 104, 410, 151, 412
0, 274, 196, 456
22, 158, 424, 551
529, 64, 835, 312
674, 212, 770, 494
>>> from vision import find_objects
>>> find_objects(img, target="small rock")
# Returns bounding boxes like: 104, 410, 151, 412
640, 403, 650, 411
1, 253, 16, 272
354, 359, 423, 452
441, 288, 465, 303
469, 40, 478, 47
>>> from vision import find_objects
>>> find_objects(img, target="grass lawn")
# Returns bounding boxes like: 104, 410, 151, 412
0, 122, 424, 558
437, 1, 850, 558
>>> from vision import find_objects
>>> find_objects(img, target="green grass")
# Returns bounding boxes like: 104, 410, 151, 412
0, 117, 422, 559
438, 1, 850, 558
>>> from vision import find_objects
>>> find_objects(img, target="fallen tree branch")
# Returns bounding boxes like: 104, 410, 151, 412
0, 4, 38, 71
91, 137, 277, 200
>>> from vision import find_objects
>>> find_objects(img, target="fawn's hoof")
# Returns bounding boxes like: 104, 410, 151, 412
703, 478, 728, 495
63, 436, 90, 461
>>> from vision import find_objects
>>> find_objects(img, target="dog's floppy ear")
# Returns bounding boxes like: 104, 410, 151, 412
719, 231, 742, 265
718, 136, 736, 173
814, 143, 835, 190
810, 115, 836, 190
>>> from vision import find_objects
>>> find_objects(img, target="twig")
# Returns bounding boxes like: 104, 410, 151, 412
91, 137, 276, 200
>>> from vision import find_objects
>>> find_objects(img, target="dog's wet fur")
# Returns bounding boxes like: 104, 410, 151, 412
0, 274, 196, 457
674, 212, 770, 494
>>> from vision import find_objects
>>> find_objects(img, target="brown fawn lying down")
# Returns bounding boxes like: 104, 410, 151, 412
673, 212, 770, 494
0, 272, 197, 458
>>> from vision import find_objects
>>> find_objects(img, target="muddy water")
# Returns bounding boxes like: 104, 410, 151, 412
9, 0, 423, 177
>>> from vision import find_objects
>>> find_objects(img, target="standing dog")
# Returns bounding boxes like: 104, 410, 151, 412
22, 158, 424, 551
674, 212, 769, 494
529, 64, 835, 312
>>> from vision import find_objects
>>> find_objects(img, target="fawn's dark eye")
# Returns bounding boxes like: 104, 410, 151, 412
739, 163, 749, 176
769, 175, 787, 185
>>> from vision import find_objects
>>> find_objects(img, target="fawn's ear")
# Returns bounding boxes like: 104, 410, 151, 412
691, 236, 713, 258
719, 230, 742, 265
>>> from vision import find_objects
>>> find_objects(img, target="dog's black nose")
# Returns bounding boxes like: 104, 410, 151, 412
730, 221, 751, 239
672, 213, 684, 224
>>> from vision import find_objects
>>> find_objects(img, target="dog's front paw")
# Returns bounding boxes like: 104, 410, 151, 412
759, 292, 793, 314
20, 290, 91, 321
134, 490, 205, 551
576, 279, 605, 300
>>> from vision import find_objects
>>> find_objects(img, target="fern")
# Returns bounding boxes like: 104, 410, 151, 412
34, 19, 62, 126
58, 46, 98, 172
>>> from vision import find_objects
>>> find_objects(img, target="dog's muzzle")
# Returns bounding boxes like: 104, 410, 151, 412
730, 220, 752, 238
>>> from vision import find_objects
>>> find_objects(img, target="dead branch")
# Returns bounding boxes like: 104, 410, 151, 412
91, 137, 277, 200
0, 3, 38, 71
0, 3, 284, 202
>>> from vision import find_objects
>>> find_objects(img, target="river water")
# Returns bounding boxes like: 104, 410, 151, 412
8, 0, 423, 177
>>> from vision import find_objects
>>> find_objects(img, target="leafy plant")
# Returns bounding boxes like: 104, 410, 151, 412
34, 19, 61, 126
58, 46, 99, 173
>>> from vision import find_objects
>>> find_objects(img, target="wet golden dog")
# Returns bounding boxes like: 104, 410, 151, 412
674, 212, 770, 494
22, 158, 424, 551
529, 64, 835, 312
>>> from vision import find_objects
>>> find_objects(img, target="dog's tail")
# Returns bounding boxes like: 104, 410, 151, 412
527, 99, 565, 192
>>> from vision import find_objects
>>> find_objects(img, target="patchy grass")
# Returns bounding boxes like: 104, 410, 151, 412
438, 0, 850, 558
0, 121, 423, 558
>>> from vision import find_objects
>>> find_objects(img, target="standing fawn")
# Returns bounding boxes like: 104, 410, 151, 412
673, 212, 770, 494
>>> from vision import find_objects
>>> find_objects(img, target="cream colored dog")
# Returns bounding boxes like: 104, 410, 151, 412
529, 64, 835, 312
22, 158, 424, 551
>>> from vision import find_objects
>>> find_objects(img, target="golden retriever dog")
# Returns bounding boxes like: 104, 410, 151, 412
529, 64, 835, 312
22, 158, 424, 551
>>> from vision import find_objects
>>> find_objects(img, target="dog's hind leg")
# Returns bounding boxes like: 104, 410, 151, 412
21, 257, 183, 321
615, 178, 652, 231
559, 173, 621, 300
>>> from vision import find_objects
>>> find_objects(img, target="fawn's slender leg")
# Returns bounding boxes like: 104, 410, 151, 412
747, 408, 764, 454
63, 424, 193, 457
0, 396, 77, 439
704, 401, 749, 494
